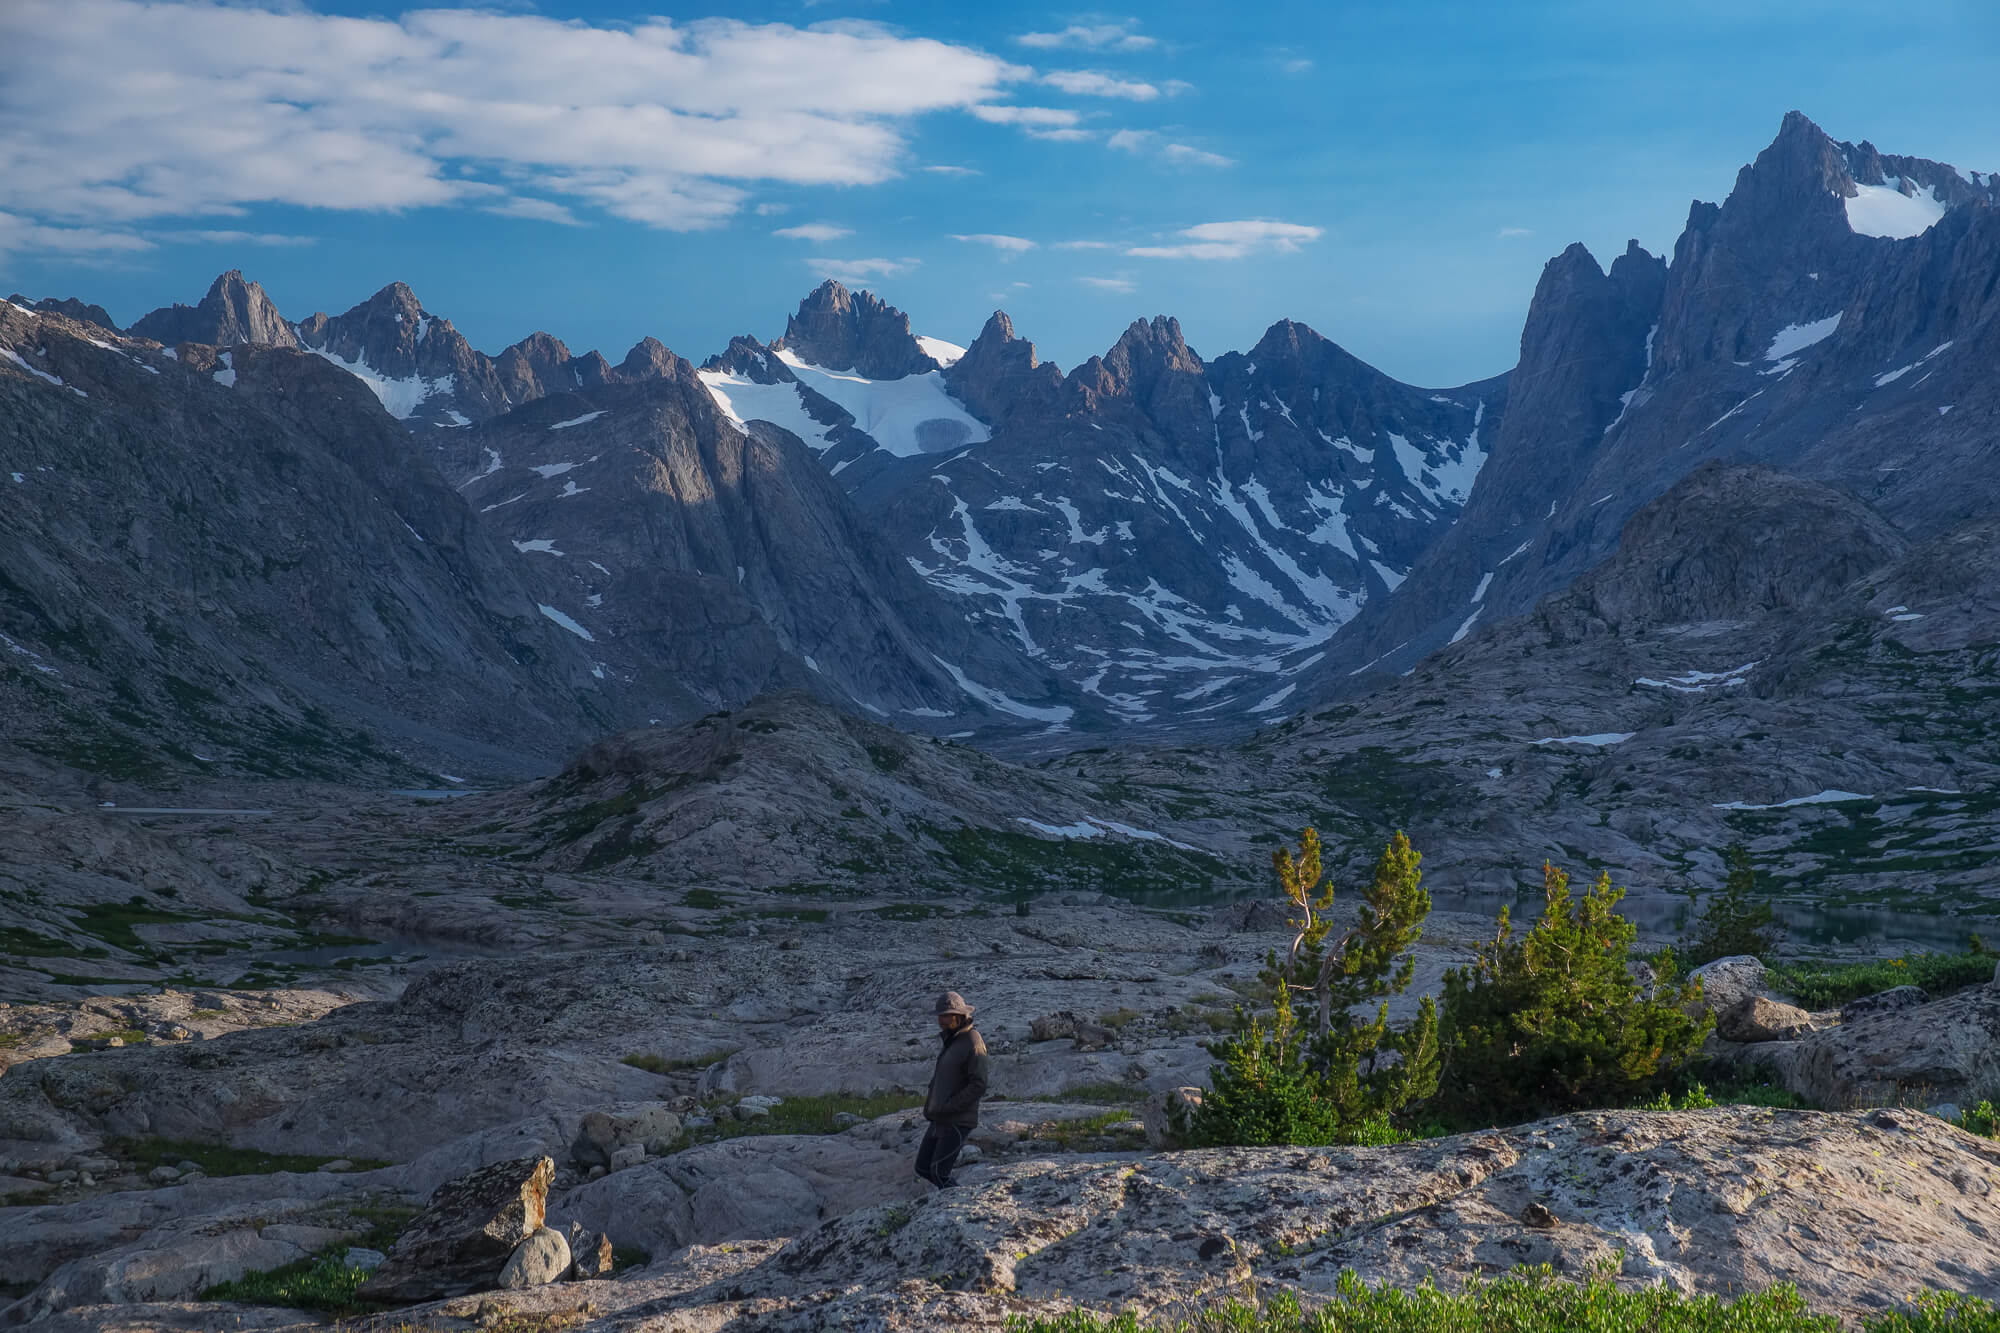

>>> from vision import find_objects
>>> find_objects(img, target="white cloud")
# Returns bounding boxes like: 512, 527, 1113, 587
0, 3, 1030, 241
1127, 219, 1323, 260
480, 199, 584, 227
755, 202, 792, 216
1078, 276, 1135, 292
170, 229, 322, 246
775, 222, 854, 241
1042, 70, 1161, 101
1054, 240, 1115, 250
968, 104, 1092, 140
808, 256, 920, 285
1162, 143, 1234, 167
952, 233, 1037, 252
0, 211, 155, 261
1281, 57, 1314, 75
1498, 226, 1535, 238
1108, 129, 1231, 168
1018, 23, 1155, 51
920, 165, 981, 176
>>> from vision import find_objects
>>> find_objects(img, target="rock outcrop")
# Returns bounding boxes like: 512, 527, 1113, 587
356, 1155, 554, 1304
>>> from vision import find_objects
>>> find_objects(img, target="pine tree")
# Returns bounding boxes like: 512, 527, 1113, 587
1682, 843, 1781, 965
1182, 829, 1439, 1146
1437, 862, 1712, 1124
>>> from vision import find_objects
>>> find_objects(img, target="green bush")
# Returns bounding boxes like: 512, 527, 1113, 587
1765, 951, 1992, 1010
1436, 862, 1712, 1124
1682, 844, 1780, 966
1179, 830, 1438, 1148
203, 1250, 374, 1314
1953, 1100, 2000, 1138
1004, 1268, 2000, 1332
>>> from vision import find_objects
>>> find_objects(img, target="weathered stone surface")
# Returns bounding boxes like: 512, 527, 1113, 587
355, 1155, 552, 1305
1028, 1012, 1078, 1042
1687, 956, 1772, 1017
1840, 985, 1930, 1024
1718, 995, 1814, 1043
1141, 1087, 1203, 1150
1787, 985, 2000, 1110
565, 1225, 613, 1280
568, 1096, 684, 1160
497, 1226, 569, 1289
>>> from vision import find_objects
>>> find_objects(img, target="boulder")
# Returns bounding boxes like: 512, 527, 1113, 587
1718, 996, 1814, 1043
566, 1225, 614, 1280
1840, 985, 1930, 1025
1029, 1012, 1079, 1042
345, 1247, 387, 1273
570, 1104, 683, 1169
1687, 955, 1771, 1016
498, 1226, 570, 1289
1141, 1087, 1204, 1150
1073, 1023, 1116, 1052
355, 1154, 553, 1305
1786, 985, 2000, 1110
610, 1144, 647, 1171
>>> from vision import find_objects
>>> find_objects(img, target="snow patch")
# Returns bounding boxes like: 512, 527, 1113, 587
915, 335, 966, 368
549, 410, 606, 431
773, 349, 989, 457
698, 370, 836, 453
1713, 790, 1872, 811
3, 347, 62, 387
513, 538, 564, 556
933, 655, 1072, 723
537, 604, 595, 641
1845, 180, 1948, 239
1635, 662, 1757, 693
1249, 684, 1295, 713
1765, 314, 1841, 361
306, 346, 452, 419
1534, 732, 1635, 748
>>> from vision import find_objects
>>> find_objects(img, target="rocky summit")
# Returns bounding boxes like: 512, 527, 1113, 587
4, 105, 2000, 1332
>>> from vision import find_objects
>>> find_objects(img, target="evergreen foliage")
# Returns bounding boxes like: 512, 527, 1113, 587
1683, 843, 1781, 965
1181, 829, 1438, 1147
1437, 861, 1712, 1123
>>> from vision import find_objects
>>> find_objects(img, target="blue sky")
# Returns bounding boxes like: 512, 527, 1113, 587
1, 1, 1994, 386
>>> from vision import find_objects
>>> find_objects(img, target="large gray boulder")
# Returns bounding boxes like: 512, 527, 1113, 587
355, 1154, 553, 1305
1688, 956, 1773, 1017
498, 1226, 570, 1289
570, 1104, 683, 1169
1787, 985, 2000, 1110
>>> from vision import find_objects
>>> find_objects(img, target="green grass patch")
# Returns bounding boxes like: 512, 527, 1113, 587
114, 1137, 391, 1177
621, 1048, 737, 1076
1095, 1007, 1144, 1030
1765, 950, 1993, 1010
681, 888, 730, 910
690, 1093, 919, 1145
1007, 1269, 2000, 1332
73, 900, 195, 957
203, 1250, 377, 1315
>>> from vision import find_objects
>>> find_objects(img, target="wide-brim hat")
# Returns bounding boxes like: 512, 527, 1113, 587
934, 990, 974, 1018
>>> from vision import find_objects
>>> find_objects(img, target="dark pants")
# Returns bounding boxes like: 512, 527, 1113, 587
915, 1120, 969, 1188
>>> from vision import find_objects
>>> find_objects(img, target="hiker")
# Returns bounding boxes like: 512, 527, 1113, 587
916, 990, 989, 1189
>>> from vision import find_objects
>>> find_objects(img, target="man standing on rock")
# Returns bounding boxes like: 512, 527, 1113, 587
916, 991, 989, 1189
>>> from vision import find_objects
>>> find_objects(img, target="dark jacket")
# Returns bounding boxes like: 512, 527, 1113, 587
923, 1024, 990, 1127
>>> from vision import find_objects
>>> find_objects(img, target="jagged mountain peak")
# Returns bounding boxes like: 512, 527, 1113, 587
129, 268, 297, 349
943, 309, 1061, 425
776, 280, 935, 378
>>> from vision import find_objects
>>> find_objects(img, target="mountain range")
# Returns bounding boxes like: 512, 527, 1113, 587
3, 111, 1994, 800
